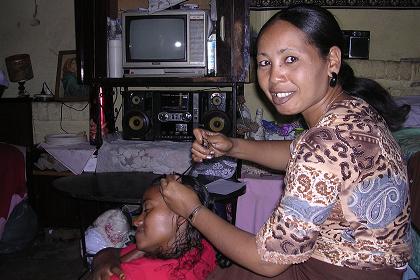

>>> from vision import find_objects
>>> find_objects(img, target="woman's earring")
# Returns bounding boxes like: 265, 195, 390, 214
329, 72, 338, 87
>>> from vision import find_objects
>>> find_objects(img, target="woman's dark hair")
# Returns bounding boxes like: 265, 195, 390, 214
146, 175, 215, 261
257, 4, 410, 131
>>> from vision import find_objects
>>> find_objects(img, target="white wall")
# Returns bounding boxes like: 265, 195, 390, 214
0, 0, 76, 97
0, 0, 89, 143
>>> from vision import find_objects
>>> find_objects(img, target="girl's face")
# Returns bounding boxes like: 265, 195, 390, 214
256, 20, 334, 125
133, 185, 182, 254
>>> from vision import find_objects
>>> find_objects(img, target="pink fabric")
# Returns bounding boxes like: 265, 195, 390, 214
111, 239, 216, 280
0, 143, 27, 239
236, 175, 284, 234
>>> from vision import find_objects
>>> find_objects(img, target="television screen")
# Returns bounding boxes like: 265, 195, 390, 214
128, 16, 186, 61
122, 10, 207, 77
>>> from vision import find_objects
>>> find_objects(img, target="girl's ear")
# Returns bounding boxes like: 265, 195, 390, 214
328, 46, 342, 74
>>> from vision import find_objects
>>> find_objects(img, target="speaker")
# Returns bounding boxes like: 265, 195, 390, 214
200, 92, 233, 136
122, 91, 154, 140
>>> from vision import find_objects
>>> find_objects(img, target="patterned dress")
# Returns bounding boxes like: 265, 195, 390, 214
256, 98, 412, 270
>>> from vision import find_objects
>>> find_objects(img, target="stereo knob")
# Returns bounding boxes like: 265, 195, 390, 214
158, 112, 169, 122
182, 112, 192, 122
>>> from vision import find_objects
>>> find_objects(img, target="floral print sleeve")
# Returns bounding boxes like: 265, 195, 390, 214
256, 126, 345, 264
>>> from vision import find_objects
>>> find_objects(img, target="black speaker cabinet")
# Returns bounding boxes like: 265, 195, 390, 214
200, 92, 233, 136
122, 91, 154, 140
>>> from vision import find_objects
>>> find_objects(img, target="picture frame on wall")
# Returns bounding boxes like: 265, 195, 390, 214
54, 50, 90, 101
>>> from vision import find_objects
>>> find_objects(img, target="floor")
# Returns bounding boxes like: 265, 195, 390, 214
0, 227, 274, 280
0, 226, 418, 280
0, 228, 87, 280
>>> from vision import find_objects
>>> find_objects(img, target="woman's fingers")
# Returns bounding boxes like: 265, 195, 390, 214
191, 140, 211, 161
110, 266, 125, 279
160, 175, 201, 218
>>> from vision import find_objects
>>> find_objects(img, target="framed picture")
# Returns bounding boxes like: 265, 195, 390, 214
54, 50, 90, 101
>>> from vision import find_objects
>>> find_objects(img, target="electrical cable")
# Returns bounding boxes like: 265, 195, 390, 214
59, 102, 89, 133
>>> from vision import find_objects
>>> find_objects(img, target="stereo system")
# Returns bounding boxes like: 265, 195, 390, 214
122, 90, 234, 141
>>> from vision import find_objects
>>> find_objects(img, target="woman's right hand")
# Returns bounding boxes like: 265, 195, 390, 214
191, 128, 234, 162
89, 248, 124, 280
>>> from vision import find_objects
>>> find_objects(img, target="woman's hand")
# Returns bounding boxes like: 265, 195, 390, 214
89, 248, 124, 280
159, 174, 202, 218
191, 128, 234, 162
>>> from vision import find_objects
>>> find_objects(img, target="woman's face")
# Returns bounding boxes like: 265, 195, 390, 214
133, 185, 181, 254
256, 20, 331, 121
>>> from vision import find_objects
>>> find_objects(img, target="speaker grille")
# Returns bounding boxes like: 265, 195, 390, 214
122, 91, 154, 140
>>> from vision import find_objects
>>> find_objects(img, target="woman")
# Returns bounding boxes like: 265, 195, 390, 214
160, 4, 412, 279
90, 175, 217, 280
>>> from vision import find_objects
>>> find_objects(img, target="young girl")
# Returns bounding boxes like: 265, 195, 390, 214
90, 175, 217, 280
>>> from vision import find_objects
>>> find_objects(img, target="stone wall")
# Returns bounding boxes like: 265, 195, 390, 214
32, 101, 89, 144
347, 59, 420, 97
244, 59, 420, 122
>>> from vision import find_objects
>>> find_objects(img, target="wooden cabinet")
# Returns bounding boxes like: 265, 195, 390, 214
74, 0, 250, 84
74, 0, 249, 146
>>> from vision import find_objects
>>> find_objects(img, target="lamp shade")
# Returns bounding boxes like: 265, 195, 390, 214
5, 54, 34, 82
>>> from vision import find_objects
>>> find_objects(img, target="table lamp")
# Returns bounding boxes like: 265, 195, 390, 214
5, 54, 34, 97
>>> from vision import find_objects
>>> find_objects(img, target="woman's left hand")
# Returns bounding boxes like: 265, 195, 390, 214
159, 174, 202, 218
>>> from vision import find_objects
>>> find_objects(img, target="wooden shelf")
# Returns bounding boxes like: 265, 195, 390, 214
93, 76, 240, 88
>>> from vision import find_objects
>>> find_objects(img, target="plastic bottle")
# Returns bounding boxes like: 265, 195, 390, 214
107, 18, 123, 78
207, 32, 216, 76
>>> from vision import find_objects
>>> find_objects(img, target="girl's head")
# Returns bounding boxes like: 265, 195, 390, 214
133, 175, 213, 259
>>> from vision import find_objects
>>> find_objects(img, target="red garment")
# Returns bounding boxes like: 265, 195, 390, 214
0, 143, 26, 220
111, 239, 216, 280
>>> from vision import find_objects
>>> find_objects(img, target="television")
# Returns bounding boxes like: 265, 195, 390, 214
122, 9, 208, 78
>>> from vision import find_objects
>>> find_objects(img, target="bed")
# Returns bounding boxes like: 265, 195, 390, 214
0, 97, 34, 241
